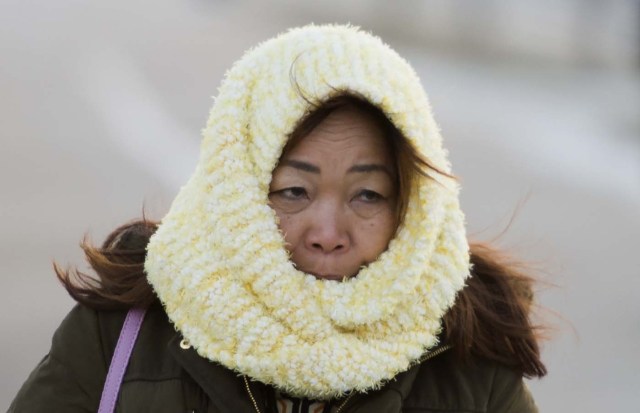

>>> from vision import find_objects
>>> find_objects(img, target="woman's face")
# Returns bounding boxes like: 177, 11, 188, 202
269, 107, 398, 281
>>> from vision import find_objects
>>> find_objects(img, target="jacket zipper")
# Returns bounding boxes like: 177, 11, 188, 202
243, 376, 262, 413
334, 391, 354, 413
334, 345, 452, 413
243, 345, 452, 413
418, 344, 452, 364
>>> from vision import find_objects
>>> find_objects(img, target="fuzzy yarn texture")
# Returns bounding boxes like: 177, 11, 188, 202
145, 24, 471, 400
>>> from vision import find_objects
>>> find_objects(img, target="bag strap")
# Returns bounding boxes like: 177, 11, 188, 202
98, 307, 147, 413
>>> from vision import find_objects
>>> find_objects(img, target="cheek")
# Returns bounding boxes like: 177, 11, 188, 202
274, 211, 301, 251
358, 211, 397, 258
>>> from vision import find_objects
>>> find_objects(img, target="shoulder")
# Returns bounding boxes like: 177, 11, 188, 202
49, 304, 119, 379
36, 301, 179, 387
404, 350, 538, 413
55, 302, 179, 378
9, 304, 128, 412
9, 303, 180, 412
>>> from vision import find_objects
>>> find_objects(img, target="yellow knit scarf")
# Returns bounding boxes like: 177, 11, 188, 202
145, 24, 470, 400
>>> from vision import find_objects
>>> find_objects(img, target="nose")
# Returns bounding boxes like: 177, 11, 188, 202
305, 201, 350, 254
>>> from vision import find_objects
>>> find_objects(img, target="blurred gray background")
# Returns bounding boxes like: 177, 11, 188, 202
2, 0, 639, 411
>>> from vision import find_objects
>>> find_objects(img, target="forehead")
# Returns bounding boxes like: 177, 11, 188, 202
282, 107, 393, 162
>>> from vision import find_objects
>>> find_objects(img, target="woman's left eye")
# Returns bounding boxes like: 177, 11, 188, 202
354, 189, 384, 203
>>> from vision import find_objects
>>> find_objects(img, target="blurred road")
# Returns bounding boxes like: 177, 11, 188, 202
2, 1, 639, 411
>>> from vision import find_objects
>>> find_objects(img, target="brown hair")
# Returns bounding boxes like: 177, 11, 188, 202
56, 93, 546, 378
55, 219, 159, 310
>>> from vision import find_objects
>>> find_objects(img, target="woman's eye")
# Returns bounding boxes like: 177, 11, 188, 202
355, 189, 384, 203
271, 187, 308, 200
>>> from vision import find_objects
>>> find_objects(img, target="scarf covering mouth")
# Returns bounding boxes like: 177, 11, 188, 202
145, 24, 470, 399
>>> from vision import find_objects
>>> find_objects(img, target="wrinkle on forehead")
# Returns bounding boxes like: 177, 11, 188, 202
311, 108, 383, 140
292, 107, 392, 160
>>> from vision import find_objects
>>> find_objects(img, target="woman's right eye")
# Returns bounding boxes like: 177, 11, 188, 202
271, 187, 308, 200
268, 186, 310, 214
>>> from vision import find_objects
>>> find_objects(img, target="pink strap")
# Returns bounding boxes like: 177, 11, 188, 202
98, 307, 147, 413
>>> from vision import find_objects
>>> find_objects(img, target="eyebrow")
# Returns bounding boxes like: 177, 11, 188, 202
281, 159, 320, 173
281, 159, 394, 178
347, 164, 394, 178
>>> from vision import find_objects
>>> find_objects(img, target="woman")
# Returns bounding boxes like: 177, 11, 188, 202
10, 25, 545, 412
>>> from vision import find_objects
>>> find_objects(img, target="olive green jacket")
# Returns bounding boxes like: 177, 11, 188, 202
9, 304, 538, 413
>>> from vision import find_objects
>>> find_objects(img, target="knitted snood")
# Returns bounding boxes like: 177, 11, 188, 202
145, 24, 470, 400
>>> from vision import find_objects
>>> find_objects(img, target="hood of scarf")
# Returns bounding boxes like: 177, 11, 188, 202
145, 24, 470, 400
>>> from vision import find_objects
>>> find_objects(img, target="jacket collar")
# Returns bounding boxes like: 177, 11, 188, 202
168, 333, 268, 413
